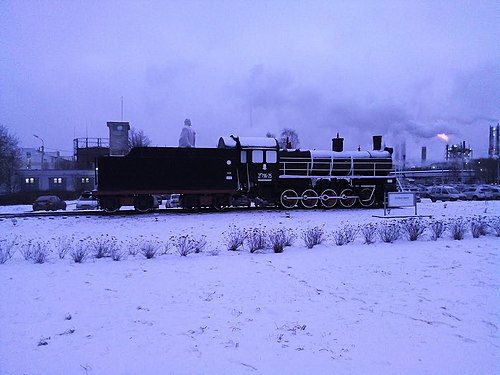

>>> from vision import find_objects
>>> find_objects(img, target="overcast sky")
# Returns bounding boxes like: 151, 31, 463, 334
1, 0, 498, 162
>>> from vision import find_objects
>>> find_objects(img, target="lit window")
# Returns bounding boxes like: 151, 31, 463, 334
81, 177, 90, 183
266, 151, 277, 163
252, 150, 264, 163
53, 178, 63, 184
25, 178, 35, 184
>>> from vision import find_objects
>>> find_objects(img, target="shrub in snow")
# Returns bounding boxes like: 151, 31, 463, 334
377, 222, 400, 243
20, 243, 34, 260
245, 227, 268, 253
302, 226, 324, 249
171, 235, 197, 256
333, 224, 358, 246
92, 235, 117, 259
488, 217, 500, 237
128, 242, 140, 256
281, 228, 296, 247
268, 229, 288, 253
70, 242, 89, 263
56, 236, 73, 259
0, 239, 16, 264
194, 236, 207, 254
470, 217, 488, 238
361, 223, 377, 244
449, 218, 467, 240
429, 219, 446, 241
140, 240, 161, 259
110, 247, 125, 261
31, 242, 49, 264
401, 218, 427, 241
225, 225, 246, 251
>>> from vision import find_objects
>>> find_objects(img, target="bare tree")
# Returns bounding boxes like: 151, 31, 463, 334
0, 125, 21, 193
279, 128, 300, 149
265, 132, 276, 138
128, 128, 152, 148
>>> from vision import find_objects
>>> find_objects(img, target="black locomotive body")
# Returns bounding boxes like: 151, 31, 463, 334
94, 135, 397, 212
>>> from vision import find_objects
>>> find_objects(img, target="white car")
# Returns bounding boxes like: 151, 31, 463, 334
462, 186, 493, 200
165, 194, 181, 208
76, 192, 99, 210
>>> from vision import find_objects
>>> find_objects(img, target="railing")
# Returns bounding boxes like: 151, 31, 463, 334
279, 156, 392, 178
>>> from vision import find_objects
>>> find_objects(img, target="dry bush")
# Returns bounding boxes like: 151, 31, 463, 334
401, 218, 427, 241
245, 227, 268, 253
268, 229, 287, 253
225, 226, 245, 251
70, 242, 89, 263
0, 238, 16, 264
333, 224, 358, 246
488, 217, 500, 237
56, 236, 73, 259
171, 235, 197, 256
429, 219, 446, 241
449, 218, 467, 240
378, 222, 400, 243
302, 226, 324, 249
470, 217, 488, 238
361, 223, 377, 244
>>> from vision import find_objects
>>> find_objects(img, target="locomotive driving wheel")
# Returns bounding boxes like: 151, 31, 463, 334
280, 189, 298, 209
301, 189, 318, 208
320, 189, 338, 208
339, 188, 357, 208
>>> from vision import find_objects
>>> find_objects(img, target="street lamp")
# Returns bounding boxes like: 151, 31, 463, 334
33, 134, 44, 170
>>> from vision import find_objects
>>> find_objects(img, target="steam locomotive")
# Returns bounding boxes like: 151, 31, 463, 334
93, 135, 396, 212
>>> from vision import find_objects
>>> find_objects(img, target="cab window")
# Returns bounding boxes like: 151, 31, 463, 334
252, 150, 264, 163
240, 151, 247, 163
266, 150, 277, 163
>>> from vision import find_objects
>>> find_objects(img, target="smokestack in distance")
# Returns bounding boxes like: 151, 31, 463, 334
372, 135, 382, 151
332, 133, 344, 152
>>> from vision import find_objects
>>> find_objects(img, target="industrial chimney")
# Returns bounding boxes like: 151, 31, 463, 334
332, 133, 344, 152
421, 146, 427, 165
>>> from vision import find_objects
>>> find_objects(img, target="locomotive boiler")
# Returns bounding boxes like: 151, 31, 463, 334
94, 135, 396, 212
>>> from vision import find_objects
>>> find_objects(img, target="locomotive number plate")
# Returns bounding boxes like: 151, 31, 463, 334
258, 173, 272, 180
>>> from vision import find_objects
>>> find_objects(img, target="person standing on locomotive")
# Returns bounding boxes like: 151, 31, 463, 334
178, 118, 196, 147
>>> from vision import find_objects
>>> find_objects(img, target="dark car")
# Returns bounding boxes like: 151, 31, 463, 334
33, 195, 67, 211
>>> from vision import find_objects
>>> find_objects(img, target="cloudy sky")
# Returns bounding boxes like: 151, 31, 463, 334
1, 0, 498, 162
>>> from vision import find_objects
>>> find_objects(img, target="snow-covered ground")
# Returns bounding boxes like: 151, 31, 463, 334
0, 200, 499, 375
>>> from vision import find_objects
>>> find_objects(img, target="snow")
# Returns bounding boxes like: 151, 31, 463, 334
0, 200, 499, 375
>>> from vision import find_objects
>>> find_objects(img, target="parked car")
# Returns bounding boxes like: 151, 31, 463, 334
76, 191, 99, 210
427, 186, 466, 202
33, 195, 67, 211
152, 195, 162, 209
461, 186, 493, 200
230, 195, 252, 207
489, 186, 500, 199
165, 194, 181, 208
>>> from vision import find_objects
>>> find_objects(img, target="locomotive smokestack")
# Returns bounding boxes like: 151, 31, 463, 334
372, 135, 382, 151
332, 133, 344, 152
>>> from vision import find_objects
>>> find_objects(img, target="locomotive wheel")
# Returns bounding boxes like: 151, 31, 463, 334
301, 189, 318, 208
134, 195, 153, 212
340, 188, 357, 208
102, 198, 120, 213
280, 189, 298, 209
359, 188, 376, 207
320, 189, 338, 208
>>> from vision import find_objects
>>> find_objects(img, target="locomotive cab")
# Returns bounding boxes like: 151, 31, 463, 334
218, 136, 280, 204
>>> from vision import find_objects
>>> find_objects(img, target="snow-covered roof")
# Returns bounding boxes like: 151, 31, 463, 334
218, 136, 278, 149
310, 150, 392, 159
